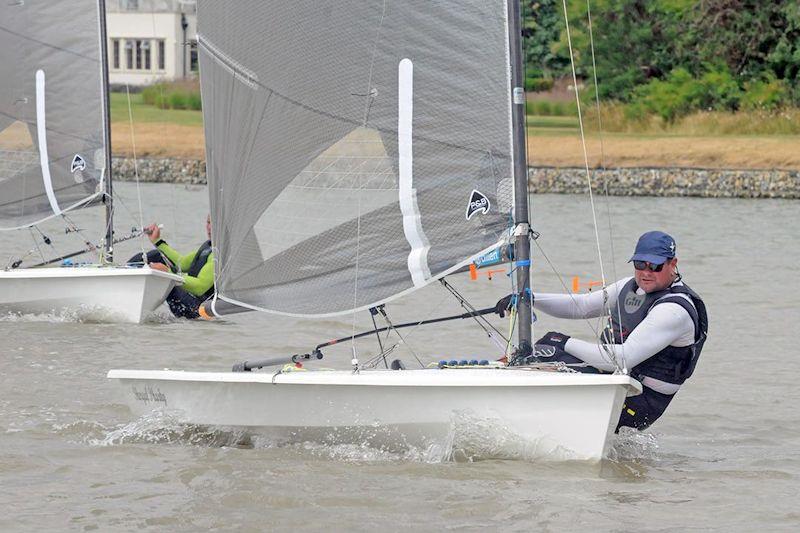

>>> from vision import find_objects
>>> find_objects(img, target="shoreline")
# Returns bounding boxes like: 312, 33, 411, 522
111, 157, 800, 199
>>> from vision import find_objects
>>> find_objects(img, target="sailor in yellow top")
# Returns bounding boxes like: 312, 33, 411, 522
128, 215, 214, 319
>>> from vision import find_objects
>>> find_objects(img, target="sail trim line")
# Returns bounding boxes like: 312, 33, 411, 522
35, 69, 62, 217
397, 58, 431, 287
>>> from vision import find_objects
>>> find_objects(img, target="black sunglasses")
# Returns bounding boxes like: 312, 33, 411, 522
633, 260, 665, 272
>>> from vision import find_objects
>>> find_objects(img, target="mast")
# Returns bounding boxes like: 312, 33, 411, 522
98, 0, 114, 263
507, 0, 533, 354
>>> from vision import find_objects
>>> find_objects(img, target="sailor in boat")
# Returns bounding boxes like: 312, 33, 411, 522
128, 215, 215, 319
497, 231, 708, 431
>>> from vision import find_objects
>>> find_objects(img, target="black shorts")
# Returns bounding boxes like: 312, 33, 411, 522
617, 386, 674, 431
165, 287, 203, 319
128, 250, 203, 319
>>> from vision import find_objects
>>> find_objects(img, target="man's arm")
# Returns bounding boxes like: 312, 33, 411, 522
564, 302, 695, 372
144, 223, 195, 272
179, 254, 214, 296
532, 278, 629, 319
156, 241, 196, 272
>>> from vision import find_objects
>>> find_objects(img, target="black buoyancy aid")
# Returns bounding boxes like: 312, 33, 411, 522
602, 278, 708, 385
186, 240, 214, 297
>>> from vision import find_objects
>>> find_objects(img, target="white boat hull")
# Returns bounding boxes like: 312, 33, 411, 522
0, 266, 183, 323
108, 368, 642, 461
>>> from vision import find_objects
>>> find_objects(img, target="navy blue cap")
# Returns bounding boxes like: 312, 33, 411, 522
629, 231, 676, 265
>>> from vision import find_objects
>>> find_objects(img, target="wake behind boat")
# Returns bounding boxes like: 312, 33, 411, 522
0, 1, 182, 322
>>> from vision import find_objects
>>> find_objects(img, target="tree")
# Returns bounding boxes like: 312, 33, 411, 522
523, 0, 569, 81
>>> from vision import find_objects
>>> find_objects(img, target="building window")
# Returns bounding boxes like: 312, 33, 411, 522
117, 38, 164, 72
189, 40, 198, 73
111, 39, 120, 70
141, 40, 151, 70
158, 40, 165, 70
125, 40, 134, 69
134, 40, 143, 69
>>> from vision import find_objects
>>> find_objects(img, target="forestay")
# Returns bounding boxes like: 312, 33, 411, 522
0, 1, 106, 230
199, 0, 515, 316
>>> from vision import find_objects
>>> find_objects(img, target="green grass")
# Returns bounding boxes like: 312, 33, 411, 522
526, 115, 578, 129
109, 92, 203, 127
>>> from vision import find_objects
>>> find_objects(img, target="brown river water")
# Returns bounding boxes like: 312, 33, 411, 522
1, 182, 798, 531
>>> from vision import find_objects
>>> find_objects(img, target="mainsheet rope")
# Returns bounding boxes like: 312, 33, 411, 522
585, 0, 628, 373
560, 0, 623, 372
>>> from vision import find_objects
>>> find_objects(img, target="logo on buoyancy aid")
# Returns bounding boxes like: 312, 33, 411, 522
466, 189, 490, 220
623, 290, 646, 313
70, 154, 86, 173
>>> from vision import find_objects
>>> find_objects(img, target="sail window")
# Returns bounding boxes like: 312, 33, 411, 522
0, 121, 36, 187
253, 127, 398, 264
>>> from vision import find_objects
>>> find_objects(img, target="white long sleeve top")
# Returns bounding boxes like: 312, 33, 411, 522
533, 277, 696, 391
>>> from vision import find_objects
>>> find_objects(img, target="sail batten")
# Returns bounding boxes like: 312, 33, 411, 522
35, 70, 62, 217
0, 1, 107, 230
201, 0, 514, 316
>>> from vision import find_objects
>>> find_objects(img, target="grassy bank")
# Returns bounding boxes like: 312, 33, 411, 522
110, 92, 202, 127
109, 93, 800, 169
110, 92, 204, 158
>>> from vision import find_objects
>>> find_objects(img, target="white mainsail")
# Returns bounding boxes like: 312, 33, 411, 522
0, 1, 107, 230
199, 0, 515, 316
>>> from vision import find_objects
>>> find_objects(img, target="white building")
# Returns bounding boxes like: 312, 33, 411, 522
106, 0, 198, 86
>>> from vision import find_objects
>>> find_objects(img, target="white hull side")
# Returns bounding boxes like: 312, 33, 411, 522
0, 267, 183, 323
108, 368, 641, 461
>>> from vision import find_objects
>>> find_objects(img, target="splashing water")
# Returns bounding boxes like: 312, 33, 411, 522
86, 410, 252, 448
608, 427, 660, 462
80, 407, 639, 464
0, 308, 83, 323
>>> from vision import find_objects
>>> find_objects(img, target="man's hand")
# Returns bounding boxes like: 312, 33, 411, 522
148, 262, 169, 272
494, 292, 534, 318
143, 223, 161, 244
495, 294, 513, 317
535, 331, 570, 352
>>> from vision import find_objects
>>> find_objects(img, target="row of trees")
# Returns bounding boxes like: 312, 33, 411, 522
522, 0, 800, 120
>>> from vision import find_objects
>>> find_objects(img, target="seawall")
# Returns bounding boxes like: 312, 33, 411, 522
111, 158, 800, 199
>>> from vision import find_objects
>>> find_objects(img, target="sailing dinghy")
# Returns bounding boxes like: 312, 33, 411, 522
0, 1, 182, 323
109, 0, 640, 460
